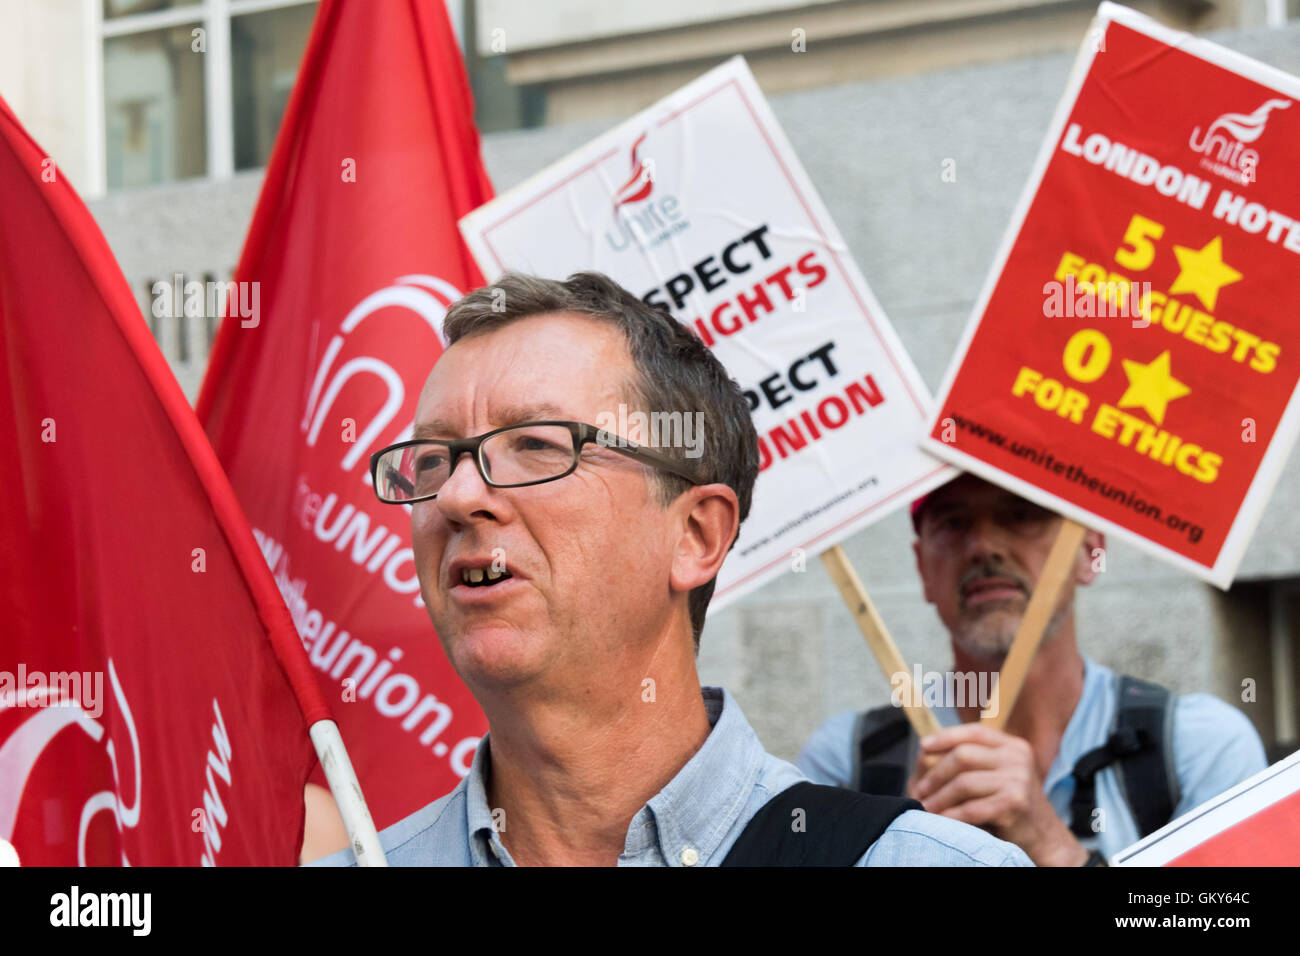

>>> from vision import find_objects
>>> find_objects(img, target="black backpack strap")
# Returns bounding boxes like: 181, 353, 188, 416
854, 706, 917, 796
1112, 675, 1180, 837
1069, 674, 1179, 839
721, 781, 921, 866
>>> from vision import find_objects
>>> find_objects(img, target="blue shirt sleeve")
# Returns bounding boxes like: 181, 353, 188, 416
795, 709, 859, 788
859, 810, 1034, 866
1170, 693, 1268, 817
306, 845, 357, 867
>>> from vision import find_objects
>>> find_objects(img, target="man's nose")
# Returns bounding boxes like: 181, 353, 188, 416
435, 452, 498, 525
961, 514, 1008, 562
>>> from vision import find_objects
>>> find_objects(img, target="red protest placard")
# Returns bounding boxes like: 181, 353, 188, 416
924, 3, 1300, 585
1113, 747, 1300, 866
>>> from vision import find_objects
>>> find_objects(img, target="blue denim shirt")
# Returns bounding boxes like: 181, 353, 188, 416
796, 658, 1267, 860
312, 686, 1031, 867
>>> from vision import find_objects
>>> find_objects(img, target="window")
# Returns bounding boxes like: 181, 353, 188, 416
98, 0, 538, 191
231, 4, 317, 170
104, 23, 207, 189
101, 0, 318, 189
104, 1, 192, 15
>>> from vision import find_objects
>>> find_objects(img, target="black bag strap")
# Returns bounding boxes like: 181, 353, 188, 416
1069, 674, 1180, 838
854, 706, 916, 796
721, 781, 920, 866
1112, 674, 1181, 837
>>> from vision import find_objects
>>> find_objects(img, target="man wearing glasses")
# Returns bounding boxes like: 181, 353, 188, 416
797, 474, 1267, 865
313, 272, 1029, 866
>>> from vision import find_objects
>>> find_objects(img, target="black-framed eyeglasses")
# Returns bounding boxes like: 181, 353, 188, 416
368, 420, 703, 505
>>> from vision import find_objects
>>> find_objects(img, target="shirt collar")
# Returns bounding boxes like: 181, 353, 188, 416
462, 686, 764, 866
644, 686, 765, 865
465, 732, 512, 866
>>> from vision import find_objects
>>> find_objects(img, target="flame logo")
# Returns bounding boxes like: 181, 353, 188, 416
1203, 98, 1291, 144
614, 133, 654, 208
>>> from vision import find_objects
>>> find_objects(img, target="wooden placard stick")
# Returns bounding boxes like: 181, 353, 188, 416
982, 518, 1088, 729
821, 545, 941, 739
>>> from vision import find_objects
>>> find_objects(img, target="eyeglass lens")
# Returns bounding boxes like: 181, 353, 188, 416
375, 424, 577, 502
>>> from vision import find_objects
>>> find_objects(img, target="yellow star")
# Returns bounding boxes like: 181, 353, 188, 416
1117, 351, 1191, 426
1169, 236, 1242, 312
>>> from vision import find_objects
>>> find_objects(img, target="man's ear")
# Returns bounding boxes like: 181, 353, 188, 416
1076, 529, 1106, 586
669, 483, 740, 596
913, 537, 935, 605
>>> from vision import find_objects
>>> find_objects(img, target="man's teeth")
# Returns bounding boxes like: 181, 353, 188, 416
460, 566, 511, 586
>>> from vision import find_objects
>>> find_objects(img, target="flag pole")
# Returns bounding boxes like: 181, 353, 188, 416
308, 721, 388, 866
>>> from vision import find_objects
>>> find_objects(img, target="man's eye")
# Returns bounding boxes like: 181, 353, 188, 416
415, 452, 446, 473
1006, 506, 1046, 524
513, 435, 565, 454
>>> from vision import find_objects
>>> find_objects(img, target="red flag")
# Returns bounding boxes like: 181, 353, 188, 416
0, 94, 330, 866
197, 0, 492, 834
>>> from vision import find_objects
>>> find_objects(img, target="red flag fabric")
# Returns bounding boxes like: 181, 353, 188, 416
0, 94, 330, 866
197, 0, 492, 832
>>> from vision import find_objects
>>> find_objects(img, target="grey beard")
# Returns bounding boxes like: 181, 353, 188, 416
954, 598, 1072, 664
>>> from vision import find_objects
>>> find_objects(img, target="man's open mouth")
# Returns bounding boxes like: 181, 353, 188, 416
456, 565, 514, 589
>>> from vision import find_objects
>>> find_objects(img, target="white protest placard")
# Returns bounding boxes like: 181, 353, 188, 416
460, 57, 952, 609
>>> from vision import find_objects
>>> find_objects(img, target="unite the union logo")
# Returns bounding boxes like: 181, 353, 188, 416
302, 274, 464, 475
614, 132, 655, 208
0, 660, 141, 865
604, 132, 688, 254
1188, 98, 1291, 185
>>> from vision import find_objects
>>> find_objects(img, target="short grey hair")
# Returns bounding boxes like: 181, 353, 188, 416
442, 271, 759, 649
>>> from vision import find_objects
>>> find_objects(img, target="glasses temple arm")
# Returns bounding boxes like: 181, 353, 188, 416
584, 426, 702, 485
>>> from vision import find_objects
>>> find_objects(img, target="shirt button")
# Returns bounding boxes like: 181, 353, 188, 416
680, 847, 699, 867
